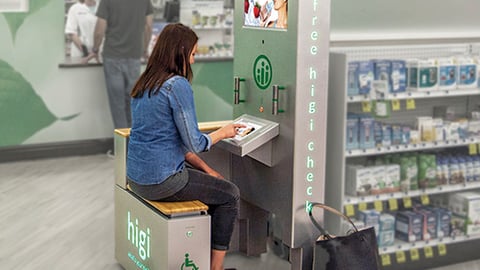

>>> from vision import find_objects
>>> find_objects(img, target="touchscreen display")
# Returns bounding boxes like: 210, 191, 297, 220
233, 119, 262, 141
243, 0, 288, 29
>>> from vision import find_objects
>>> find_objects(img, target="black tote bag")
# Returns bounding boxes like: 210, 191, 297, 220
309, 202, 381, 270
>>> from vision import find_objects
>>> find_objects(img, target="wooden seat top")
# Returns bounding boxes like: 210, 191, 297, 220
114, 120, 232, 138
126, 185, 208, 215
146, 199, 209, 215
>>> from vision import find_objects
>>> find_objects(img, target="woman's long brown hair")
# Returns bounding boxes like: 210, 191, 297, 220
130, 23, 198, 98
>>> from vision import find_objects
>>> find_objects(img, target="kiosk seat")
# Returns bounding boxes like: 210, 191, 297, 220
126, 184, 209, 217
115, 123, 228, 216
114, 123, 230, 270
147, 199, 208, 217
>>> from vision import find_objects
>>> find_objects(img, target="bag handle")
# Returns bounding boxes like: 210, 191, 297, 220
308, 202, 359, 240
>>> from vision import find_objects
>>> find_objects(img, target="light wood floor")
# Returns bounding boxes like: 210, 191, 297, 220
1, 154, 479, 270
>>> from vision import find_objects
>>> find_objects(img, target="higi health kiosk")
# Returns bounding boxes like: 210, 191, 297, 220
114, 0, 331, 269
213, 1, 331, 269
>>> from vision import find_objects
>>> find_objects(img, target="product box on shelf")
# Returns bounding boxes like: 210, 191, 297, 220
414, 207, 438, 240
395, 210, 424, 242
433, 118, 444, 141
416, 116, 434, 142
373, 59, 392, 92
448, 192, 480, 235
456, 57, 477, 89
448, 155, 465, 184
401, 125, 411, 145
378, 230, 395, 247
370, 165, 386, 194
407, 59, 438, 91
417, 154, 437, 189
391, 60, 407, 93
444, 121, 461, 141
426, 206, 451, 238
347, 60, 374, 96
438, 57, 457, 90
374, 121, 383, 147
458, 119, 470, 139
346, 165, 372, 196
356, 209, 380, 235
379, 213, 396, 232
382, 124, 392, 146
346, 114, 359, 150
394, 154, 419, 192
340, 218, 366, 235
409, 130, 420, 144
436, 156, 448, 186
468, 120, 480, 137
359, 115, 375, 149
385, 164, 401, 193
391, 125, 403, 145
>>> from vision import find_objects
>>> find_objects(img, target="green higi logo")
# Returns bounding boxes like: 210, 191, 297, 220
253, 55, 273, 90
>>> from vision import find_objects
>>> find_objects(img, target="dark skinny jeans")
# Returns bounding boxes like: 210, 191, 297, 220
129, 168, 240, 251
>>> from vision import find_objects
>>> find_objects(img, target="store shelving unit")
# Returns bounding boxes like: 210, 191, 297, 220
178, 0, 234, 60
325, 43, 480, 269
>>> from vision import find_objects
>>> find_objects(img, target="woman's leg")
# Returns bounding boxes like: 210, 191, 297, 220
211, 249, 227, 270
162, 168, 240, 269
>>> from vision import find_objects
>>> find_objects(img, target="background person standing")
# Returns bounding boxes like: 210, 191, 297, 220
65, 0, 97, 60
89, 0, 154, 129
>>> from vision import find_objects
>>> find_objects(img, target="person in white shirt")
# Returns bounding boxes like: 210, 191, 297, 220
65, 0, 97, 60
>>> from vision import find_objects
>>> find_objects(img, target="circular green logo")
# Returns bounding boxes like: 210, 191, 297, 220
253, 55, 273, 90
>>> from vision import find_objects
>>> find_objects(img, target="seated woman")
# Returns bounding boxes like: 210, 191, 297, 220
126, 23, 244, 270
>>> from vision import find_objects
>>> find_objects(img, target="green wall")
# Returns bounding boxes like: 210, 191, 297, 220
0, 0, 233, 148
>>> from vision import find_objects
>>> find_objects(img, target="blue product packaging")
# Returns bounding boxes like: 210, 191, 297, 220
357, 210, 380, 234
374, 60, 392, 92
374, 121, 383, 147
391, 60, 407, 93
379, 213, 396, 232
401, 126, 411, 145
358, 61, 374, 95
391, 125, 402, 145
378, 230, 395, 247
347, 61, 360, 96
431, 207, 452, 238
457, 57, 477, 88
415, 208, 438, 240
438, 58, 457, 90
395, 210, 424, 242
382, 124, 392, 146
359, 115, 375, 149
346, 114, 359, 150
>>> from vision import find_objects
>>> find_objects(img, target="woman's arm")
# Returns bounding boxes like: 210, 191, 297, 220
185, 152, 224, 179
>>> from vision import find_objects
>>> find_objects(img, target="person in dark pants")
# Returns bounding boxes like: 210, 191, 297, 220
126, 23, 244, 270
88, 0, 153, 129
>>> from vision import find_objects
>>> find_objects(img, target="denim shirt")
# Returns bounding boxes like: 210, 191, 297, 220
126, 75, 212, 185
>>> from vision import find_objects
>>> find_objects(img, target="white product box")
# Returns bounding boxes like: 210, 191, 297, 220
346, 165, 372, 196
385, 164, 400, 193
416, 116, 434, 142
432, 118, 444, 142
370, 165, 386, 194
448, 192, 480, 235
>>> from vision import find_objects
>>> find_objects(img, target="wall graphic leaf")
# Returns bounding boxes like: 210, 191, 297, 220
0, 59, 57, 146
3, 0, 54, 41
